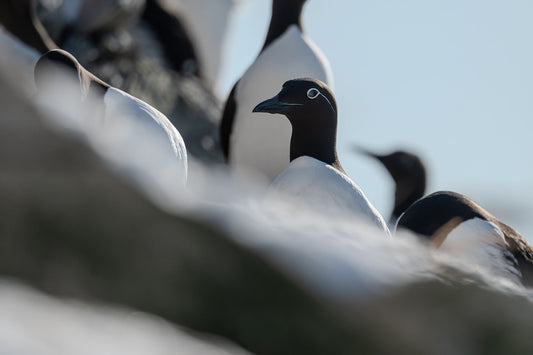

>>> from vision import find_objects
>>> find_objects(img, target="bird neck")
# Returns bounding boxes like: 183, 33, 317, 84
262, 0, 304, 51
289, 120, 343, 172
392, 180, 426, 220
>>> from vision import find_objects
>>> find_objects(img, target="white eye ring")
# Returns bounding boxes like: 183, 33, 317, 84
307, 88, 320, 100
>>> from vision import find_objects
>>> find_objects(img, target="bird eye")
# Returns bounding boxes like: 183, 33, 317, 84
307, 88, 320, 99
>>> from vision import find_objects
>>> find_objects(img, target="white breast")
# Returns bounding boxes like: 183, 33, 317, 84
440, 217, 521, 284
268, 157, 390, 235
230, 25, 333, 182
102, 87, 188, 186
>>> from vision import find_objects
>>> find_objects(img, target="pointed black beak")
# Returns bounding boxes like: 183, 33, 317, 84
252, 95, 300, 114
352, 145, 383, 161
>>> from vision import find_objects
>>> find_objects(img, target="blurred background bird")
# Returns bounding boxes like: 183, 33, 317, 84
397, 191, 533, 287
11, 0, 235, 164
355, 146, 426, 224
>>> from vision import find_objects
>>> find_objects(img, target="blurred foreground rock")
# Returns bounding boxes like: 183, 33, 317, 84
0, 281, 250, 355
342, 281, 533, 355
0, 71, 357, 354
2, 66, 533, 354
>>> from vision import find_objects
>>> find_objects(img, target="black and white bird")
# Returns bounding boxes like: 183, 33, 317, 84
356, 147, 426, 223
34, 49, 188, 185
396, 191, 533, 286
253, 78, 389, 235
220, 0, 333, 182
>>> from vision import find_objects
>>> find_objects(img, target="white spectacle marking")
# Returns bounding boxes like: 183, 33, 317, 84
317, 91, 335, 113
306, 87, 335, 112
307, 88, 320, 99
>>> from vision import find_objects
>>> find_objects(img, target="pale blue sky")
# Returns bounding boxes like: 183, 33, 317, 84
218, 0, 533, 239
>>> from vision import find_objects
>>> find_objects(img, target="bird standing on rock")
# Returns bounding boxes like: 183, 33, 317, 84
254, 78, 389, 235
356, 147, 426, 223
397, 191, 533, 286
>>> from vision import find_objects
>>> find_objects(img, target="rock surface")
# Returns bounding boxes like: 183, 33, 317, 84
0, 69, 358, 354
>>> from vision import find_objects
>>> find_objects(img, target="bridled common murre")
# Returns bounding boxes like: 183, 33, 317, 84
220, 0, 333, 182
253, 78, 389, 235
356, 147, 427, 223
396, 191, 533, 286
34, 49, 188, 185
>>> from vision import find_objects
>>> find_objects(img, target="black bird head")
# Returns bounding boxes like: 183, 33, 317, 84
253, 78, 337, 122
356, 147, 427, 221
253, 78, 342, 171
